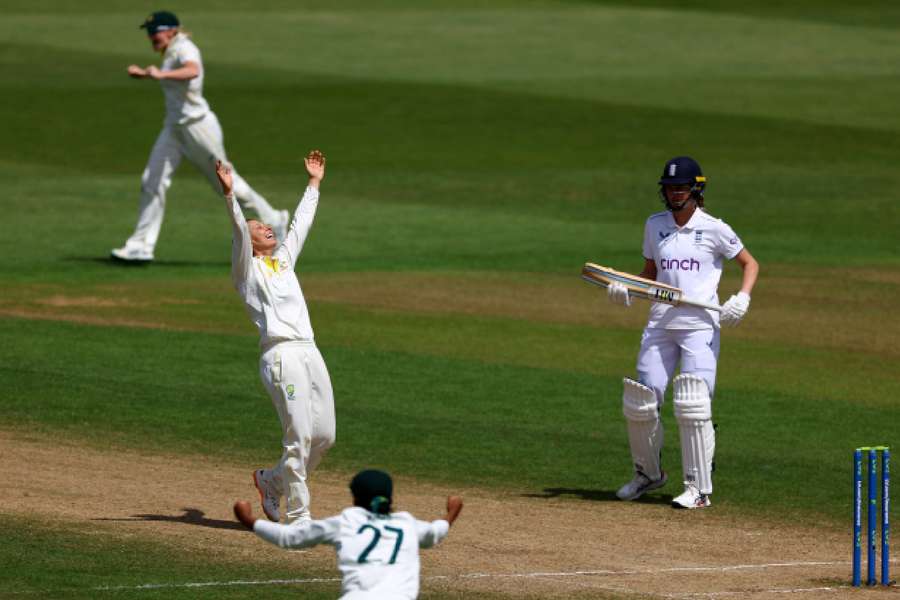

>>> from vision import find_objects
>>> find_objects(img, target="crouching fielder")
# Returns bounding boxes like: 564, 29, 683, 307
608, 156, 758, 509
234, 469, 463, 600
216, 151, 335, 525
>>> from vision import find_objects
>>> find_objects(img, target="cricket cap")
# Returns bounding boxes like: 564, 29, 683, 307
350, 469, 393, 514
140, 11, 180, 35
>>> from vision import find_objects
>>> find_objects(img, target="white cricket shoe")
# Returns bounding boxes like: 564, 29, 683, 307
273, 210, 290, 243
110, 245, 154, 263
671, 482, 711, 509
616, 470, 668, 501
253, 469, 281, 522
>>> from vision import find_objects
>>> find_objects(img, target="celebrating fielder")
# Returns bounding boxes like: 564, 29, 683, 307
234, 469, 463, 600
112, 11, 288, 263
608, 156, 759, 509
216, 151, 335, 525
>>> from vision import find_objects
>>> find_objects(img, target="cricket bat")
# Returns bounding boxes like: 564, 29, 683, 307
581, 263, 723, 312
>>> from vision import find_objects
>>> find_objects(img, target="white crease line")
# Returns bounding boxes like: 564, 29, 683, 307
5, 559, 896, 595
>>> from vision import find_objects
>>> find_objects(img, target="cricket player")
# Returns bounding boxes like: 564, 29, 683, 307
111, 11, 288, 263
234, 469, 464, 600
607, 156, 759, 509
216, 151, 335, 525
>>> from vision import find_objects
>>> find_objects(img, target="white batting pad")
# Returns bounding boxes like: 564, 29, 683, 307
673, 373, 715, 494
622, 377, 663, 480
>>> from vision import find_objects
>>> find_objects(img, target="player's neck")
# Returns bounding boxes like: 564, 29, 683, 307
672, 203, 697, 227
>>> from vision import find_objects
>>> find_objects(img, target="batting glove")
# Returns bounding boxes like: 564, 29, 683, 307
608, 282, 631, 307
720, 292, 751, 327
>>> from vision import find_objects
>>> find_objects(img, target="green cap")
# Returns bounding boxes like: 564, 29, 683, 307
350, 469, 393, 515
140, 11, 180, 35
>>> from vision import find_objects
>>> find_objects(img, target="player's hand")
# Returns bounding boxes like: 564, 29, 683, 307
127, 64, 147, 78
720, 292, 750, 327
146, 65, 163, 80
445, 496, 463, 526
607, 282, 631, 307
215, 160, 234, 197
233, 500, 257, 530
304, 150, 325, 187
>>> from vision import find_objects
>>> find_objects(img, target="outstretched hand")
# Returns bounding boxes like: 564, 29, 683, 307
215, 160, 234, 196
444, 496, 463, 526
234, 500, 257, 530
127, 64, 147, 78
304, 150, 325, 188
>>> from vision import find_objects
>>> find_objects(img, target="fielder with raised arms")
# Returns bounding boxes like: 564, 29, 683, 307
607, 156, 759, 509
234, 469, 463, 600
112, 11, 288, 263
216, 151, 335, 525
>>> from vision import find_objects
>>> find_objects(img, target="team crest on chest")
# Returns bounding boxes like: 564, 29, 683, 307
694, 230, 703, 244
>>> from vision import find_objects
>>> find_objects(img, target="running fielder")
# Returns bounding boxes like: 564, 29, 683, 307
216, 151, 335, 525
112, 11, 288, 263
234, 469, 463, 600
607, 156, 759, 509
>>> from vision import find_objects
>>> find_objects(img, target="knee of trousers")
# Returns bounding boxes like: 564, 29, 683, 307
622, 377, 659, 422
673, 373, 711, 422
282, 442, 309, 474
140, 176, 168, 199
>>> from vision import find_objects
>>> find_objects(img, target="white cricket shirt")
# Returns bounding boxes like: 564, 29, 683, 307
254, 507, 450, 599
642, 208, 743, 329
159, 33, 210, 125
226, 187, 319, 348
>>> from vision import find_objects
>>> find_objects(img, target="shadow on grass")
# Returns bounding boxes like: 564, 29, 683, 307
94, 507, 245, 531
524, 488, 674, 505
62, 256, 231, 268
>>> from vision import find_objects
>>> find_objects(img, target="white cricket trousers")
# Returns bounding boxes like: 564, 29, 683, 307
259, 341, 336, 523
635, 327, 720, 405
123, 111, 280, 253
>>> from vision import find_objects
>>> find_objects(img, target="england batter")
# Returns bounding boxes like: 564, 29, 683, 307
234, 469, 463, 600
111, 11, 288, 263
607, 156, 759, 509
215, 151, 335, 525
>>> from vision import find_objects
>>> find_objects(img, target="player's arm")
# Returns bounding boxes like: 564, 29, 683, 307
721, 248, 758, 327
233, 501, 339, 549
638, 258, 657, 281
733, 248, 759, 296
145, 61, 200, 81
215, 161, 253, 283
416, 496, 463, 549
277, 150, 325, 268
127, 65, 149, 78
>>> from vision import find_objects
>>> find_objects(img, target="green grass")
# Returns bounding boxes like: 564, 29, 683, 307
0, 514, 520, 600
1, 0, 899, 597
0, 515, 340, 600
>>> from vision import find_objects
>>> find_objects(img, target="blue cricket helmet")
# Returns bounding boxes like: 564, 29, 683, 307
659, 156, 707, 208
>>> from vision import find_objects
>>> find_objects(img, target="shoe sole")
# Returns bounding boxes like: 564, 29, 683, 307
618, 472, 669, 501
253, 470, 280, 522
